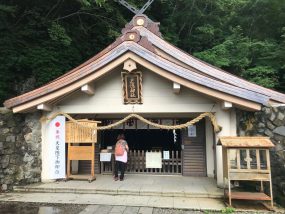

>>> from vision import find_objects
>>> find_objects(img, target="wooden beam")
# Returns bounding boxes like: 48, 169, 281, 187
222, 101, 233, 109
173, 82, 180, 94
37, 104, 52, 111
81, 84, 95, 95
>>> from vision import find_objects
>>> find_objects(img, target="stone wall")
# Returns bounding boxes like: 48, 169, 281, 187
237, 105, 285, 206
0, 108, 41, 190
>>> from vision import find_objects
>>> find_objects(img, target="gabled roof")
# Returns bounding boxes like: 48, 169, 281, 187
136, 27, 285, 104
218, 137, 274, 148
4, 14, 285, 112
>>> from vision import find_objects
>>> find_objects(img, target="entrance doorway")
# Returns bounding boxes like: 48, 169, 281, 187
100, 129, 182, 174
77, 117, 207, 177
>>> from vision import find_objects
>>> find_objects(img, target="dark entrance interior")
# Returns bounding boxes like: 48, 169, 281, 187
78, 119, 207, 176
95, 128, 183, 174
100, 129, 181, 151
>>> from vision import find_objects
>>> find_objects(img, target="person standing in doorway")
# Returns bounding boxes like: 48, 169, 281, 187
114, 134, 129, 181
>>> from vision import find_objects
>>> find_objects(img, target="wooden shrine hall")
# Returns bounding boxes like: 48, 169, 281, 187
4, 9, 285, 208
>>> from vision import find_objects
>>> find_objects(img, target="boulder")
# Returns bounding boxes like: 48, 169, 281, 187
266, 121, 275, 130
1, 184, 8, 191
23, 153, 34, 163
270, 113, 276, 122
273, 126, 285, 137
265, 129, 274, 138
5, 135, 16, 143
1, 155, 10, 168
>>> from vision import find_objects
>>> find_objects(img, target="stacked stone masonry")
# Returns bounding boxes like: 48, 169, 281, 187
0, 108, 41, 190
237, 105, 285, 206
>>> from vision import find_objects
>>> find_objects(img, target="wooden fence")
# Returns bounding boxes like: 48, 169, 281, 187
101, 150, 182, 175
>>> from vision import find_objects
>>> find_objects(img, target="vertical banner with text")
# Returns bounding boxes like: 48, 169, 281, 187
47, 116, 66, 179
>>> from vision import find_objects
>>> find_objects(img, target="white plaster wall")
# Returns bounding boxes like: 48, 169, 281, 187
57, 69, 216, 114
215, 107, 237, 187
205, 118, 215, 177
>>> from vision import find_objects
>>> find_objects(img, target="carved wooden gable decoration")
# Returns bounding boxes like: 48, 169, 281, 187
122, 59, 143, 104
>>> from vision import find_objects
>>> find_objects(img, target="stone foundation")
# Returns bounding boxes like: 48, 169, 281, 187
237, 105, 285, 206
0, 108, 41, 190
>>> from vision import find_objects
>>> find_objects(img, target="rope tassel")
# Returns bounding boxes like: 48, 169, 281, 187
41, 112, 222, 133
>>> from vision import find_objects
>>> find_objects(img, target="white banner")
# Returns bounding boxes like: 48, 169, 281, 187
47, 116, 66, 179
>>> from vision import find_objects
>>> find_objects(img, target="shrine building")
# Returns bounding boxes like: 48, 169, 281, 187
4, 14, 285, 187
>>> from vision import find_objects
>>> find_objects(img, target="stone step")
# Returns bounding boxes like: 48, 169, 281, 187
13, 185, 223, 199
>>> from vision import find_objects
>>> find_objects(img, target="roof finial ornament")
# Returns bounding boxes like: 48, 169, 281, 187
115, 0, 154, 15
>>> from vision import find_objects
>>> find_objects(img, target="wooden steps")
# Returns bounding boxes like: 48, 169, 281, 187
225, 191, 272, 201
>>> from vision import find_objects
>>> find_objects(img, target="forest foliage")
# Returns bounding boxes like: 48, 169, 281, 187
0, 0, 285, 104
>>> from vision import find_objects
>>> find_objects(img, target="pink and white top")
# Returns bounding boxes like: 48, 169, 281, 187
115, 140, 128, 163
115, 150, 128, 163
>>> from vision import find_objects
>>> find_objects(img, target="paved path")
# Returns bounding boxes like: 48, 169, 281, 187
0, 193, 281, 213
0, 192, 225, 211
79, 205, 203, 214
14, 175, 223, 198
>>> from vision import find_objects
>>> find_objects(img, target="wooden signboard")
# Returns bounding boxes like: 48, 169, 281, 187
122, 71, 142, 104
65, 119, 100, 182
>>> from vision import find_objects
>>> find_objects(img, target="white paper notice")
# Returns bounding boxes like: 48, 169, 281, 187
100, 153, 112, 162
47, 116, 66, 179
146, 152, 162, 168
188, 125, 197, 137
163, 151, 170, 160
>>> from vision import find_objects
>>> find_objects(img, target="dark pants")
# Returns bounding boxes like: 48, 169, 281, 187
114, 161, 126, 180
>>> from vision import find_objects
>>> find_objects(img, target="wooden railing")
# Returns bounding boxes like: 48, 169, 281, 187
100, 150, 182, 175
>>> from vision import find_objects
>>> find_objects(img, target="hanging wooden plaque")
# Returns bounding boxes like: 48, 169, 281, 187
122, 71, 143, 104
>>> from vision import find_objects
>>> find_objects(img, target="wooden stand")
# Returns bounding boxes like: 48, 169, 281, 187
65, 119, 100, 182
219, 137, 275, 210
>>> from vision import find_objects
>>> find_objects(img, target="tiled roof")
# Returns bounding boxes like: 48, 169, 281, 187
136, 27, 285, 103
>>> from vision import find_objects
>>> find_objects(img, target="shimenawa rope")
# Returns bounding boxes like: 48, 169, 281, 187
41, 112, 222, 133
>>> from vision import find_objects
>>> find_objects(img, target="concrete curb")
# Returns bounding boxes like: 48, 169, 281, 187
13, 186, 223, 199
